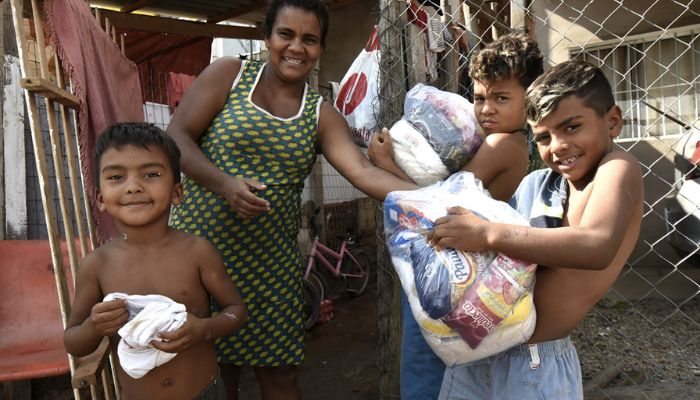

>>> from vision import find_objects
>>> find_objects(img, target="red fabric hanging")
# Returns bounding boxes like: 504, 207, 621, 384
167, 72, 197, 112
45, 0, 144, 242
121, 31, 212, 105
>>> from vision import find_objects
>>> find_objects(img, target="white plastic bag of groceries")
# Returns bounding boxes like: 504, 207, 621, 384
334, 28, 380, 147
384, 172, 537, 366
389, 84, 483, 186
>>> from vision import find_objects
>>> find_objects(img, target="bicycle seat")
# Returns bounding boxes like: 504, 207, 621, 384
337, 232, 358, 247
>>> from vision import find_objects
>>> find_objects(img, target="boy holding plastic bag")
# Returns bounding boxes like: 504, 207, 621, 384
384, 172, 538, 362
430, 61, 643, 400
371, 34, 543, 399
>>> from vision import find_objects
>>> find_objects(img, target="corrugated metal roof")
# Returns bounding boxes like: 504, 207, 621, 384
87, 0, 356, 39
89, 0, 267, 24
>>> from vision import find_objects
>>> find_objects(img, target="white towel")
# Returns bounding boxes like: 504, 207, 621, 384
103, 292, 187, 379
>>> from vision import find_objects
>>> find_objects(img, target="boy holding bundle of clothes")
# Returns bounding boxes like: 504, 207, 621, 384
64, 123, 247, 400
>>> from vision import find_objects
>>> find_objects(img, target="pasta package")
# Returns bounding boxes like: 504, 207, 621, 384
384, 172, 537, 365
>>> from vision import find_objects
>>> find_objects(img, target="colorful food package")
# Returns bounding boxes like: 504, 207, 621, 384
384, 172, 537, 365
443, 254, 536, 348
390, 84, 483, 186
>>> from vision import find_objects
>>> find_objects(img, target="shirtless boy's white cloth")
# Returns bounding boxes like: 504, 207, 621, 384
103, 293, 187, 378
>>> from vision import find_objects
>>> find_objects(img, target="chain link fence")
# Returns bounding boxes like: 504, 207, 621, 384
375, 0, 700, 398
9, 0, 700, 397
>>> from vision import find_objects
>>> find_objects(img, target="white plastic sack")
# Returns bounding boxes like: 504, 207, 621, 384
390, 84, 483, 185
384, 172, 537, 366
335, 29, 380, 147
389, 119, 450, 186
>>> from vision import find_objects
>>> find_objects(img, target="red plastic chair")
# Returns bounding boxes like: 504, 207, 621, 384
0, 240, 74, 382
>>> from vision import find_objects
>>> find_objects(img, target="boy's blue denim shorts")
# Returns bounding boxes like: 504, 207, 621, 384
438, 336, 583, 400
401, 292, 446, 400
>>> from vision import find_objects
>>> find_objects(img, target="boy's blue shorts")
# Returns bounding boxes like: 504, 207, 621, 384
438, 336, 583, 400
401, 292, 446, 400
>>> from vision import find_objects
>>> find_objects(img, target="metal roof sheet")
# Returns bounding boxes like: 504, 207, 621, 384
89, 0, 267, 24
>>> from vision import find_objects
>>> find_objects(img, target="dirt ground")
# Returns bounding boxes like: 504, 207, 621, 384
20, 276, 700, 400
238, 282, 380, 399
24, 280, 380, 400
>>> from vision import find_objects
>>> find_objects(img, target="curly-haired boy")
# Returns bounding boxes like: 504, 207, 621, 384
370, 33, 544, 399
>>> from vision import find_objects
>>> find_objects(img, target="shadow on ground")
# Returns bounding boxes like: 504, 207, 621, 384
238, 282, 379, 399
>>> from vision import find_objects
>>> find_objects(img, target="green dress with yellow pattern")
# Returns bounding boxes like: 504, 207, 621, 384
170, 61, 320, 366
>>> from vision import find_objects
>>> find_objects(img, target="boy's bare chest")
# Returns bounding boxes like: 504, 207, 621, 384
98, 252, 208, 315
562, 183, 595, 226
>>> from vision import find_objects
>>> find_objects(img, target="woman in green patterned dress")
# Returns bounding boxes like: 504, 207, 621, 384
166, 0, 415, 398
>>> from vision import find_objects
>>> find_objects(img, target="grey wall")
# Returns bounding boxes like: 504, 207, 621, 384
320, 0, 377, 94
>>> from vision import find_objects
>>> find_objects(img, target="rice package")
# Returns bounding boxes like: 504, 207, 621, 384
389, 84, 483, 186
384, 172, 536, 366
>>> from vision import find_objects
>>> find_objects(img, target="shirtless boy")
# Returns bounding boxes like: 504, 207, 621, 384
64, 123, 247, 400
370, 33, 543, 201
370, 33, 543, 399
430, 60, 644, 399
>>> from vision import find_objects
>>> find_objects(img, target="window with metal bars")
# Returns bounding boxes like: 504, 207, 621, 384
572, 25, 700, 140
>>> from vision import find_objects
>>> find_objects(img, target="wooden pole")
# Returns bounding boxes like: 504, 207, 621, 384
11, 0, 68, 335
440, 0, 458, 93
9, 0, 81, 398
510, 0, 527, 34
2, 1, 26, 240
489, 1, 499, 40
54, 54, 90, 260
67, 80, 98, 251
308, 60, 325, 242
30, 0, 82, 300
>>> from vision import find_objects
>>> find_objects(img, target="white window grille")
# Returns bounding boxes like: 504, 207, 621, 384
571, 25, 700, 141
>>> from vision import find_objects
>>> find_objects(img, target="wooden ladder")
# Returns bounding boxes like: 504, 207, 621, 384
6, 0, 127, 398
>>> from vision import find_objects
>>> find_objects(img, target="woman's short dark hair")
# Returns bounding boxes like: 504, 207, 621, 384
94, 122, 181, 188
263, 0, 330, 48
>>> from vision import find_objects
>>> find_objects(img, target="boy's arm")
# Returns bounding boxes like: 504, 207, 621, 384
460, 133, 527, 201
431, 152, 643, 270
64, 255, 129, 357
195, 238, 247, 339
153, 239, 246, 352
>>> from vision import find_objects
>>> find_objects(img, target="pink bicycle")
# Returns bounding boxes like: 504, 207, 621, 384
302, 206, 370, 329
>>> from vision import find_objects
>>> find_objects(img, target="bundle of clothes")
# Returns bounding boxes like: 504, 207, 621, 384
104, 293, 187, 378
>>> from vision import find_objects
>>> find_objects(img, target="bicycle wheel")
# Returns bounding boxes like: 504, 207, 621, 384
308, 269, 328, 300
341, 250, 370, 296
303, 278, 321, 330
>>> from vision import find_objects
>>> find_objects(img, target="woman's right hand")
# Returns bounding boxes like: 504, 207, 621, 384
222, 176, 271, 219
